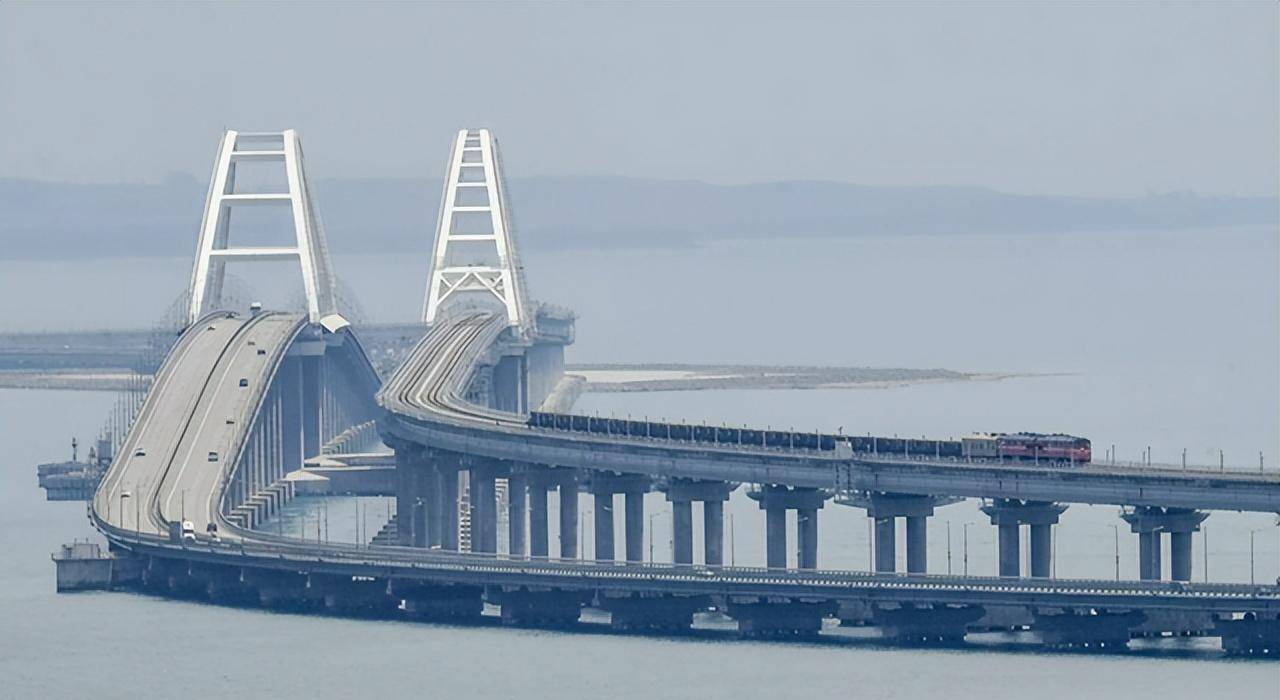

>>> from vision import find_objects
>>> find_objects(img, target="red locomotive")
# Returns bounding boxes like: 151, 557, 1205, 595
963, 432, 1091, 464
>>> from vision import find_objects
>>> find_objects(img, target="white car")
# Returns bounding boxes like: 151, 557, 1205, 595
180, 520, 197, 543
133, 447, 146, 457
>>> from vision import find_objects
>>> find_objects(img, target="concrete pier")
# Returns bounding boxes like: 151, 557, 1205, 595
874, 517, 896, 573
905, 515, 927, 574
998, 523, 1020, 578
586, 472, 650, 562
558, 473, 579, 559
981, 499, 1068, 578
507, 472, 527, 557
664, 478, 735, 566
470, 466, 497, 554
797, 507, 818, 570
704, 499, 725, 566
1122, 507, 1208, 582
766, 504, 787, 569
672, 499, 693, 564
750, 485, 826, 570
594, 491, 615, 561
440, 467, 459, 551
529, 478, 550, 557
847, 493, 952, 574
625, 491, 644, 562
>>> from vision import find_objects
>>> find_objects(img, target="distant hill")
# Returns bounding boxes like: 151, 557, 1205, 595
0, 175, 1274, 260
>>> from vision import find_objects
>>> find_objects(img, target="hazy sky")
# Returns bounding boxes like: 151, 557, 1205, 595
2, 2, 1276, 196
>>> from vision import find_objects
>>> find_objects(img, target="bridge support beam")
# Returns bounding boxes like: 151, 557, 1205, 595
586, 472, 650, 562
749, 485, 826, 569
1121, 507, 1207, 581
664, 479, 736, 566
981, 500, 1068, 578
846, 493, 952, 574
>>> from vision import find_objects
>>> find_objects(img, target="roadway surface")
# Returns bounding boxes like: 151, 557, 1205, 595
94, 311, 305, 539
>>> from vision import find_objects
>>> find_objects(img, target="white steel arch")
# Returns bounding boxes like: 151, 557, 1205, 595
423, 128, 529, 331
187, 129, 343, 327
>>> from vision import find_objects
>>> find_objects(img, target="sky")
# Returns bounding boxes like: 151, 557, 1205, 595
1, 2, 1276, 197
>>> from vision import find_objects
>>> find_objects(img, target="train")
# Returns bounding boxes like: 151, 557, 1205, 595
526, 412, 1092, 465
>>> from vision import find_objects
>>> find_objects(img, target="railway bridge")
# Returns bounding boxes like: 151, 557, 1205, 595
86, 128, 1280, 655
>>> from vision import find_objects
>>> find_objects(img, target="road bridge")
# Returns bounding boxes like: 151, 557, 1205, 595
84, 127, 1280, 655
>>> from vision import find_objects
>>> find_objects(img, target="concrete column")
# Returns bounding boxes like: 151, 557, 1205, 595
529, 480, 549, 558
423, 463, 442, 547
703, 499, 724, 567
905, 515, 927, 574
982, 500, 1067, 579
1123, 507, 1206, 582
280, 359, 302, 474
624, 490, 644, 563
412, 499, 427, 548
998, 523, 1020, 577
594, 492, 615, 561
1029, 523, 1052, 578
1146, 532, 1167, 580
301, 355, 322, 458
507, 473, 527, 557
797, 507, 818, 570
765, 505, 787, 569
1170, 531, 1193, 582
874, 517, 896, 573
558, 478, 578, 559
671, 500, 694, 565
440, 467, 459, 551
394, 446, 419, 546
470, 469, 496, 554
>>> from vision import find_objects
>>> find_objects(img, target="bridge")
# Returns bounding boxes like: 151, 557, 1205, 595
85, 128, 1280, 654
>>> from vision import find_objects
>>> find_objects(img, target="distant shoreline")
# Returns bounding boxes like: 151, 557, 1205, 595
0, 366, 1061, 393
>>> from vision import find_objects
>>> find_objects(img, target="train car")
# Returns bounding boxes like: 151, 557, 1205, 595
938, 440, 963, 458
962, 433, 1000, 459
997, 433, 1092, 464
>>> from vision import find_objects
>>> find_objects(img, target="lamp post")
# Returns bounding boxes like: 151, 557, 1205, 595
962, 523, 969, 576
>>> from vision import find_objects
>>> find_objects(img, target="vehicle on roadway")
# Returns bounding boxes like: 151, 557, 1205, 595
206, 522, 220, 542
238, 377, 249, 387
527, 412, 1093, 465
207, 451, 219, 462
133, 447, 145, 457
180, 521, 197, 543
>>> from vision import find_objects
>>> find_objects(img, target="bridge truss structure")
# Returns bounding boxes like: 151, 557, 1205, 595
423, 128, 530, 333
187, 130, 344, 328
